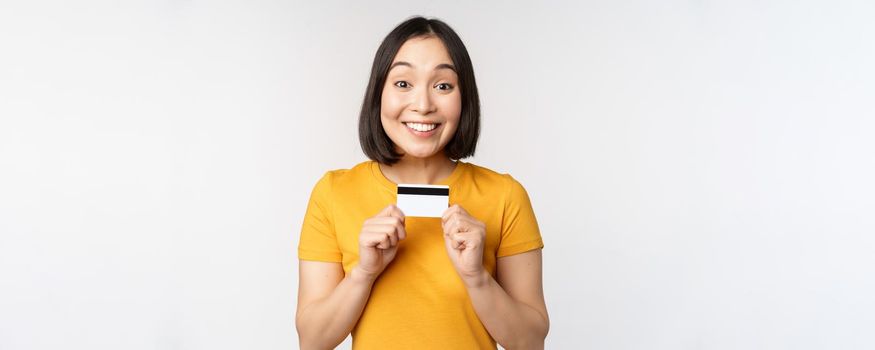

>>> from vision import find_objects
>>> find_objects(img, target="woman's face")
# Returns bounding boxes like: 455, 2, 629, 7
380, 36, 461, 160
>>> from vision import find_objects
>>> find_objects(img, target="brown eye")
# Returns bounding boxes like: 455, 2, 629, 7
394, 81, 410, 88
435, 83, 454, 91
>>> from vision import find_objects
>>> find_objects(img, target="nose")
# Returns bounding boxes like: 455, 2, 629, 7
411, 85, 436, 115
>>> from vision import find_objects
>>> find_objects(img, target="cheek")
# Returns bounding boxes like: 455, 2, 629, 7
380, 89, 404, 119
441, 93, 463, 126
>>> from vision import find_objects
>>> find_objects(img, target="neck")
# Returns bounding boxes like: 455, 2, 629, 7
379, 153, 457, 185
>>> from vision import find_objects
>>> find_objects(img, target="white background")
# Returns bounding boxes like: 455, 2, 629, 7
2, 1, 874, 349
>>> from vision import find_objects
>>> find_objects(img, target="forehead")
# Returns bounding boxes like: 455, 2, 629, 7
392, 36, 453, 67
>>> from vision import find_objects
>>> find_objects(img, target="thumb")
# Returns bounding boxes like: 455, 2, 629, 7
377, 204, 397, 217
443, 230, 459, 251
442, 230, 454, 252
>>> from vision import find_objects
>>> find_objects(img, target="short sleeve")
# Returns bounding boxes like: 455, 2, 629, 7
297, 171, 343, 262
496, 175, 545, 257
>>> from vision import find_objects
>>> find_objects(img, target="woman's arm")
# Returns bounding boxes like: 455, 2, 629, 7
465, 249, 549, 350
295, 261, 377, 350
442, 204, 549, 349
296, 204, 407, 349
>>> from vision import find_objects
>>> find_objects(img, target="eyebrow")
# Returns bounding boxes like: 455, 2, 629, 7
388, 61, 457, 73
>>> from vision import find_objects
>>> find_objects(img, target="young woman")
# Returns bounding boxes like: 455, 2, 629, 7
295, 16, 548, 349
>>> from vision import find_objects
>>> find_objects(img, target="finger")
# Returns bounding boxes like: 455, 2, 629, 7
388, 231, 398, 247
442, 204, 470, 222
442, 214, 460, 235
376, 233, 392, 249
445, 217, 471, 236
387, 205, 406, 222
452, 233, 467, 250
441, 205, 456, 224
441, 204, 460, 225
379, 204, 405, 221
360, 230, 384, 247
373, 225, 399, 247
441, 203, 454, 218
396, 219, 407, 240
370, 217, 407, 240
442, 211, 462, 232
454, 232, 481, 250
441, 215, 452, 234
449, 214, 484, 235
361, 232, 382, 248
443, 229, 455, 251
442, 228, 459, 246
454, 204, 469, 217
370, 216, 404, 226
369, 224, 399, 238
377, 204, 398, 217
389, 216, 407, 241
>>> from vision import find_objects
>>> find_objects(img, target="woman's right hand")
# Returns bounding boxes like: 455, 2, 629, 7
354, 204, 407, 280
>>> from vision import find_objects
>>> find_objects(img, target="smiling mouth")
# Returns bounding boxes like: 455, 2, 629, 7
403, 122, 440, 132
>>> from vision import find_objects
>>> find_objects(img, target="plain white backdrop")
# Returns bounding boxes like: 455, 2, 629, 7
1, 1, 874, 349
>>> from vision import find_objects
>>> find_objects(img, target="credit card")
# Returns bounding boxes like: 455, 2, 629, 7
396, 184, 449, 218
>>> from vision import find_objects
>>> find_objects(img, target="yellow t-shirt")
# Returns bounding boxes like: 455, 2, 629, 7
297, 160, 544, 349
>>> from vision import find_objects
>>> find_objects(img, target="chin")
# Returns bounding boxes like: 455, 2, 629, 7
399, 148, 440, 159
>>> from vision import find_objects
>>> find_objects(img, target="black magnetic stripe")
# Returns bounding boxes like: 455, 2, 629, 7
397, 187, 449, 196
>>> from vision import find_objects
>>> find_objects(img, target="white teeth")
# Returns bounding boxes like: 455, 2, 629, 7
405, 122, 438, 132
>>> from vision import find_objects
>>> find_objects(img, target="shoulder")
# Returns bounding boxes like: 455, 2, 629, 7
462, 162, 529, 195
310, 160, 372, 194
318, 161, 367, 180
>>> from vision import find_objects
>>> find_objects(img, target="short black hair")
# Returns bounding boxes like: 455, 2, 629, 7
358, 16, 481, 165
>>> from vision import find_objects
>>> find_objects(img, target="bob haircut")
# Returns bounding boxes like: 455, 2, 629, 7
358, 16, 481, 165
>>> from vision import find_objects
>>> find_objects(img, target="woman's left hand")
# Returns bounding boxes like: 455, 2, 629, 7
441, 204, 487, 286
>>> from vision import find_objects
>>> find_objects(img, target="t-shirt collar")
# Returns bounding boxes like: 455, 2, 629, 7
370, 160, 465, 192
